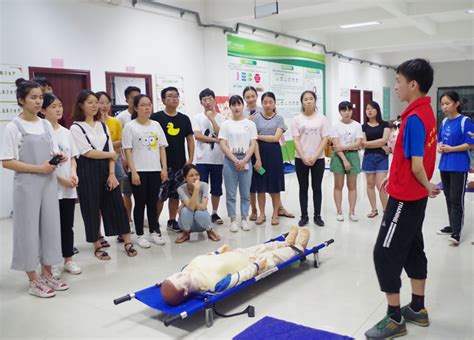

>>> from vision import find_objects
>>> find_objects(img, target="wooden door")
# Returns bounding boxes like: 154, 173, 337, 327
363, 90, 373, 124
29, 67, 91, 128
350, 89, 361, 123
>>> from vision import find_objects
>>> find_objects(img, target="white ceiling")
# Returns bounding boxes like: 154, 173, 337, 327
152, 0, 474, 65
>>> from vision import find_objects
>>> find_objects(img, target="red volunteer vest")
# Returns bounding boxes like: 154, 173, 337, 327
387, 97, 437, 201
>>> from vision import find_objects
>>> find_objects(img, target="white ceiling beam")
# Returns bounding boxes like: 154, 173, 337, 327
377, 2, 437, 35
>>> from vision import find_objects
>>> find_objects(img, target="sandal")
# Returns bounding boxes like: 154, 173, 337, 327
278, 208, 295, 218
207, 229, 221, 242
255, 215, 266, 225
94, 247, 111, 261
117, 235, 124, 243
98, 236, 110, 248
271, 216, 279, 225
124, 243, 137, 257
249, 211, 258, 221
175, 231, 191, 244
367, 210, 379, 218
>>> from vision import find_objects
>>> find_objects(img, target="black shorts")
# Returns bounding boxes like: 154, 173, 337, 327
373, 196, 428, 293
158, 167, 184, 202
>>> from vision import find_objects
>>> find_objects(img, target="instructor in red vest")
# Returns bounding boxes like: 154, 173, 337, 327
365, 59, 441, 340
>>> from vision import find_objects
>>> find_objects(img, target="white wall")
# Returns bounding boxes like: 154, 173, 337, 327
0, 0, 207, 218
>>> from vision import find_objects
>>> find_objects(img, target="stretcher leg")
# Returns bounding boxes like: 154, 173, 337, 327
313, 251, 320, 268
205, 307, 214, 327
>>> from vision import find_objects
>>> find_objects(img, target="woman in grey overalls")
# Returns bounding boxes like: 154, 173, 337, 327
1, 79, 69, 298
70, 90, 137, 260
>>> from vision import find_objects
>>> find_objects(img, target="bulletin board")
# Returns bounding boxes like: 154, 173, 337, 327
0, 64, 24, 121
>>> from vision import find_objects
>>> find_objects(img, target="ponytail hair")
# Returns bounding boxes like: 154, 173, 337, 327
440, 91, 462, 114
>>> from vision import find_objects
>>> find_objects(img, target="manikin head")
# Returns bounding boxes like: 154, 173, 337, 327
161, 271, 194, 306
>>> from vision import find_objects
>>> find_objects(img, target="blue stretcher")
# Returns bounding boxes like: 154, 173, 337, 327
114, 235, 334, 327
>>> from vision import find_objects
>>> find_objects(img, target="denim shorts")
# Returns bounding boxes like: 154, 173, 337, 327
196, 163, 223, 196
362, 153, 389, 173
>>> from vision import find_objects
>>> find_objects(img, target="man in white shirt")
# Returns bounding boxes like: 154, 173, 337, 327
115, 86, 141, 235
193, 88, 226, 225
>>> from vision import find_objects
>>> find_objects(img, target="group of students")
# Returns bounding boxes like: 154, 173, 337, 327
1, 58, 472, 332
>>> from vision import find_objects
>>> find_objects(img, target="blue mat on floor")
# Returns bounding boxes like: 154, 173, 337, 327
437, 182, 474, 192
234, 316, 354, 340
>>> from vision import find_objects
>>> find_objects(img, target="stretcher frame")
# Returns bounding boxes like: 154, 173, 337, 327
114, 235, 334, 327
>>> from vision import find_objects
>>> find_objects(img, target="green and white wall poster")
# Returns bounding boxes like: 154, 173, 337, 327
227, 34, 326, 120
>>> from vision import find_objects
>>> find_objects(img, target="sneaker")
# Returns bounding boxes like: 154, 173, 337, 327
150, 232, 166, 245
211, 213, 224, 225
314, 216, 325, 227
64, 261, 82, 275
51, 265, 62, 278
365, 315, 407, 340
137, 235, 151, 248
230, 221, 239, 233
241, 220, 251, 231
29, 280, 56, 298
41, 275, 69, 291
298, 216, 309, 227
349, 214, 359, 222
437, 226, 452, 235
72, 247, 79, 254
401, 304, 430, 327
336, 213, 344, 222
129, 221, 135, 234
167, 219, 182, 233
449, 233, 460, 246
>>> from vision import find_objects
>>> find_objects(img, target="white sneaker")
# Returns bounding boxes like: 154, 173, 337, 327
129, 221, 135, 234
29, 279, 55, 298
230, 221, 239, 232
137, 235, 151, 248
336, 213, 344, 221
150, 232, 165, 245
349, 214, 359, 222
241, 220, 250, 231
41, 275, 69, 291
51, 265, 62, 278
64, 261, 82, 275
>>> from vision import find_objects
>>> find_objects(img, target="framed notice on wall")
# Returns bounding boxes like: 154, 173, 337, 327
0, 64, 23, 121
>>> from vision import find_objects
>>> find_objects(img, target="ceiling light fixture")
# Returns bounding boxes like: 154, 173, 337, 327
340, 21, 381, 29
466, 9, 474, 14
255, 1, 279, 19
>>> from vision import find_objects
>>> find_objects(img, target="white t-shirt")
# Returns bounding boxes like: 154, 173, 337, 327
122, 119, 168, 171
1, 117, 59, 161
53, 126, 79, 199
70, 121, 114, 155
218, 118, 257, 154
330, 120, 363, 147
192, 113, 226, 165
116, 109, 132, 128
291, 113, 330, 159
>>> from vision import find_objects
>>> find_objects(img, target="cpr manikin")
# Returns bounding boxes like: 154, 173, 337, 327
161, 226, 309, 305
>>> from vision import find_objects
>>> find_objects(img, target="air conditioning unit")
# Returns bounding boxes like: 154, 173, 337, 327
255, 1, 279, 19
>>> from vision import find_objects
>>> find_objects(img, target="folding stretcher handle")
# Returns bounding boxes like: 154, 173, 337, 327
326, 239, 334, 246
113, 294, 133, 305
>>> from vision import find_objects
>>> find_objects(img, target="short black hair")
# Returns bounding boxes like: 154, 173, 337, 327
161, 86, 179, 101
338, 101, 352, 111
396, 58, 434, 94
32, 76, 52, 88
229, 95, 244, 106
199, 88, 215, 101
124, 86, 141, 100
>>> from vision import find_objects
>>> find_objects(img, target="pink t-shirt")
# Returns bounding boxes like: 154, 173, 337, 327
291, 113, 330, 159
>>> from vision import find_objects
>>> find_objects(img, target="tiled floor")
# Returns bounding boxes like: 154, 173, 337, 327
0, 169, 472, 339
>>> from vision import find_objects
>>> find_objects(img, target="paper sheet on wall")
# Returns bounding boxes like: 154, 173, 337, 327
0, 64, 24, 121
155, 75, 185, 112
